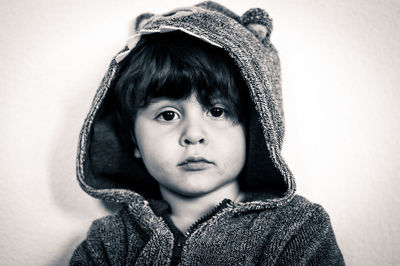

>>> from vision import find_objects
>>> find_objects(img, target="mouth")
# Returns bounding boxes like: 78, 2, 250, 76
177, 156, 214, 171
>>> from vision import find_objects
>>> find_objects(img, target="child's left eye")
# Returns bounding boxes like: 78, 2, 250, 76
208, 107, 227, 118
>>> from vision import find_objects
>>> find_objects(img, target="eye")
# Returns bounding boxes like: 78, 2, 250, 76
208, 107, 227, 118
156, 110, 180, 121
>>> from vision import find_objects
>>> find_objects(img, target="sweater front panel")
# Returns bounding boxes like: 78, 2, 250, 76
69, 195, 344, 265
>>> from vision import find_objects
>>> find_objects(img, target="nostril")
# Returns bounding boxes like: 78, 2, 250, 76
183, 138, 205, 145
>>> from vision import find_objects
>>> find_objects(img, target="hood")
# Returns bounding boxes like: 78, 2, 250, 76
76, 1, 295, 209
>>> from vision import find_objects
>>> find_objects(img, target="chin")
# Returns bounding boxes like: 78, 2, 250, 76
171, 188, 214, 198
171, 182, 231, 198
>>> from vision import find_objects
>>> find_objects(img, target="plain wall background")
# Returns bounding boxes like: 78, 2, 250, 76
1, 0, 399, 265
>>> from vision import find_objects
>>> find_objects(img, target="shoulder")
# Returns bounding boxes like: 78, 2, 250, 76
226, 195, 344, 264
272, 194, 331, 224
237, 194, 331, 228
69, 210, 127, 265
70, 207, 145, 266
247, 194, 336, 245
85, 209, 130, 256
86, 206, 148, 243
87, 208, 128, 238
233, 194, 334, 241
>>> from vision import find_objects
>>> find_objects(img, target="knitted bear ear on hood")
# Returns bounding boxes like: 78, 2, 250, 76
134, 12, 155, 32
196, 2, 273, 46
242, 8, 273, 45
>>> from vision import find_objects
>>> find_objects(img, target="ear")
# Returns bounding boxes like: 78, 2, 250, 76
241, 8, 273, 43
134, 147, 142, 158
134, 12, 154, 32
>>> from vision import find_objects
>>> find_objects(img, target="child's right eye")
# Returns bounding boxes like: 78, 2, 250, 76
156, 111, 180, 121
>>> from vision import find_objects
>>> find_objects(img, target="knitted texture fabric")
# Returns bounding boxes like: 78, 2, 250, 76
71, 1, 344, 265
70, 196, 344, 265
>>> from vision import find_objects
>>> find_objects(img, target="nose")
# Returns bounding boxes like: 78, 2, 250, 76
179, 118, 208, 146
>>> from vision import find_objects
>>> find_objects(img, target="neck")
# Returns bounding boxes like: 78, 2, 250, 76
159, 181, 241, 233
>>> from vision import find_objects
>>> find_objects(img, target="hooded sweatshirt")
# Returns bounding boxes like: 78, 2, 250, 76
70, 2, 344, 265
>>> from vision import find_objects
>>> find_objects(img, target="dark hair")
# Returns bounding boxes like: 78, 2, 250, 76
113, 31, 249, 147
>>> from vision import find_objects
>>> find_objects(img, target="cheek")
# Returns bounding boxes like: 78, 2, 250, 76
139, 137, 170, 165
136, 127, 178, 171
138, 141, 175, 184
135, 122, 171, 155
215, 126, 246, 168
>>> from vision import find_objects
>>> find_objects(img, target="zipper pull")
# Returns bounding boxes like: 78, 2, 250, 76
177, 233, 186, 247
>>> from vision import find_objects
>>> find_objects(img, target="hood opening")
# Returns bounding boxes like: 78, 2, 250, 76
83, 82, 286, 201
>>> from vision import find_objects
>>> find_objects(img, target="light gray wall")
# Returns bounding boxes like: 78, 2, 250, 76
1, 0, 399, 265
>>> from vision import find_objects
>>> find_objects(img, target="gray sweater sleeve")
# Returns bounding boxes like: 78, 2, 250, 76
276, 205, 345, 265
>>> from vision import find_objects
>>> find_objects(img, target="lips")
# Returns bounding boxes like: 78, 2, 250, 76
177, 156, 214, 171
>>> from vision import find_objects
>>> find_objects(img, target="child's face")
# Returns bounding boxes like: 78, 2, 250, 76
133, 93, 246, 197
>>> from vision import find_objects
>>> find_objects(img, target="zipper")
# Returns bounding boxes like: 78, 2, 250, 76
170, 198, 233, 265
171, 233, 186, 266
186, 198, 232, 236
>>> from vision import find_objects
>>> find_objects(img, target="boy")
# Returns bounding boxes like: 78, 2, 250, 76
71, 2, 344, 265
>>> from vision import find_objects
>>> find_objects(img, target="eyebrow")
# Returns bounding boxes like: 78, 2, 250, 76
148, 97, 181, 105
147, 96, 231, 109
